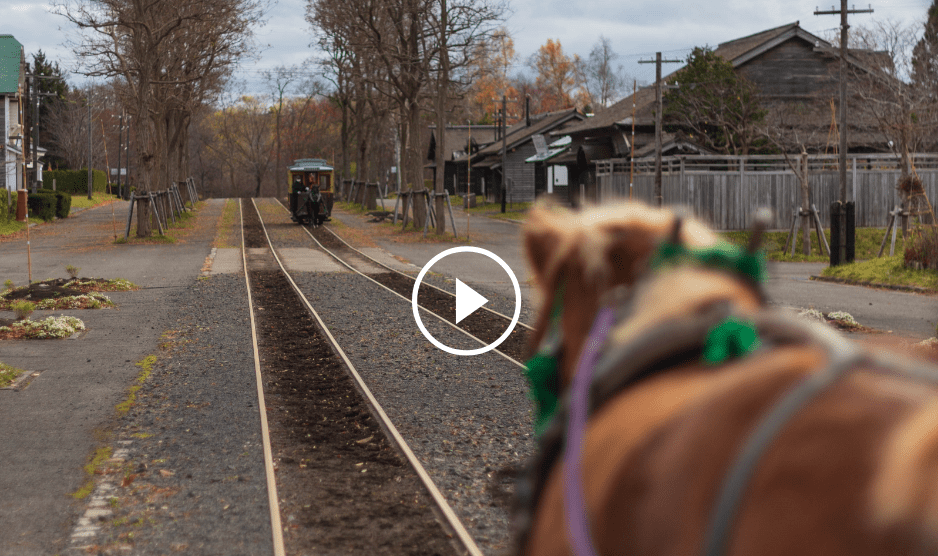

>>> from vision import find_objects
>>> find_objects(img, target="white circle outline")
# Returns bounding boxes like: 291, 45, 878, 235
412, 247, 521, 356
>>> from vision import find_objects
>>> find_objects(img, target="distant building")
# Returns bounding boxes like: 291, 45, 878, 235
0, 34, 25, 192
425, 124, 497, 197
464, 108, 585, 203
558, 22, 893, 201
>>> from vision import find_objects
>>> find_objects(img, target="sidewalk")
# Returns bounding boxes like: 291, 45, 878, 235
0, 200, 225, 555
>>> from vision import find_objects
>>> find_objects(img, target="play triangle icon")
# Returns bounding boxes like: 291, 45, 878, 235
455, 278, 488, 323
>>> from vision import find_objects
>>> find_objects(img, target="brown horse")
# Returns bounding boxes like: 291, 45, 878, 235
514, 201, 938, 556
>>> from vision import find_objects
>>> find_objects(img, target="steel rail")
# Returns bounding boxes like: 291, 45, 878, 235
238, 199, 287, 556
248, 199, 485, 556
263, 199, 526, 369
272, 198, 533, 331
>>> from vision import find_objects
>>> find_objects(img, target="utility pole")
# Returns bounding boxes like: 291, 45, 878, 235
25, 73, 64, 193
630, 79, 636, 199
116, 111, 124, 199
639, 52, 681, 207
501, 95, 507, 213
31, 75, 38, 193
87, 95, 93, 200
467, 120, 472, 239
815, 1, 873, 265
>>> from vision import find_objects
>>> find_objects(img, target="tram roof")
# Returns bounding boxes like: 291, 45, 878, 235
289, 158, 333, 172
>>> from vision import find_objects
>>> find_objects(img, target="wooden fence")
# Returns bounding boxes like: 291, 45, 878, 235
594, 154, 938, 230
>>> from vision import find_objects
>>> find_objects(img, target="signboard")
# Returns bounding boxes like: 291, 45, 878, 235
532, 134, 548, 156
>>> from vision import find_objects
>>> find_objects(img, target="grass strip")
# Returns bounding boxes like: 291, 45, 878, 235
0, 361, 27, 388
819, 256, 938, 292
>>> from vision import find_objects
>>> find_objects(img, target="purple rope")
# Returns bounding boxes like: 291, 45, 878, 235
563, 306, 616, 556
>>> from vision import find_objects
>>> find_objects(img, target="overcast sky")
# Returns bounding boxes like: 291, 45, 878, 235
3, 0, 932, 98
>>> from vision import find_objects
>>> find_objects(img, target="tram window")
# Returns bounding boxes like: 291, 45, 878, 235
307, 174, 319, 187
292, 175, 303, 189
320, 174, 330, 191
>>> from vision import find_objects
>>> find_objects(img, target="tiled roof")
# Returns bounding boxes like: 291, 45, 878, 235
561, 22, 831, 137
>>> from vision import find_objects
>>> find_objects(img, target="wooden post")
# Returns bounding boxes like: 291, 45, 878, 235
811, 204, 830, 255
25, 205, 31, 283
444, 193, 458, 239
124, 195, 136, 239
149, 193, 165, 235
878, 205, 898, 257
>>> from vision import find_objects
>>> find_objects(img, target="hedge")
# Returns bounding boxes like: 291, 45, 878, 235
53, 190, 71, 219
42, 169, 107, 195
27, 191, 58, 221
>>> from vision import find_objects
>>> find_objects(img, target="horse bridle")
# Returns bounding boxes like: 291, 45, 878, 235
513, 211, 917, 556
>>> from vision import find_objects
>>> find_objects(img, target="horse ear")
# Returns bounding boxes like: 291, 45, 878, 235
524, 205, 567, 286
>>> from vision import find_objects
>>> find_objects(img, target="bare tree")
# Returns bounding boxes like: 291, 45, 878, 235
848, 19, 938, 228
581, 36, 627, 110
309, 0, 505, 230
209, 96, 275, 198
44, 85, 109, 170
54, 0, 265, 235
760, 104, 828, 255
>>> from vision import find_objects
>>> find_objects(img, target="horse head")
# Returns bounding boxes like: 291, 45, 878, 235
523, 201, 766, 433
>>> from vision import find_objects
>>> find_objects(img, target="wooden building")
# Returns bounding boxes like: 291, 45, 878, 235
425, 124, 497, 196
558, 21, 892, 200
463, 108, 585, 203
0, 35, 25, 192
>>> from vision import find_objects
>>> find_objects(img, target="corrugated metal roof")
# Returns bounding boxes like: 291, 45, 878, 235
288, 158, 333, 172
0, 35, 24, 95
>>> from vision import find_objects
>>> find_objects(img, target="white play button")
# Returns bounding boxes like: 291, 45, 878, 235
412, 246, 521, 356
455, 279, 488, 323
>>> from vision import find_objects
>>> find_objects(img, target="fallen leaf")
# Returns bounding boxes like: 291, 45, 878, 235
159, 469, 175, 478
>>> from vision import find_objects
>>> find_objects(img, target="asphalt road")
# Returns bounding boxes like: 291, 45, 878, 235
767, 262, 938, 339
333, 207, 938, 341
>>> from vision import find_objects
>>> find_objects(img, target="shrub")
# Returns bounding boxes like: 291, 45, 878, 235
65, 265, 80, 279
0, 189, 14, 223
42, 169, 107, 195
904, 225, 938, 270
52, 190, 72, 219
27, 191, 57, 221
11, 300, 36, 320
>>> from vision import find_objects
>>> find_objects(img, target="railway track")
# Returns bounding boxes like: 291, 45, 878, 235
270, 199, 532, 368
240, 200, 482, 555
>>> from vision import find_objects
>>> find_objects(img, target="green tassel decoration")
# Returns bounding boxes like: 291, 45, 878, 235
524, 354, 560, 436
703, 317, 761, 365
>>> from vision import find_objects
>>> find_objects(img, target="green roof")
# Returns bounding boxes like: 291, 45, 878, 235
0, 35, 24, 95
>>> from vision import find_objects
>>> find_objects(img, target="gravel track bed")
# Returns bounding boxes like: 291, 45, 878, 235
307, 226, 533, 361
83, 274, 274, 555
252, 198, 536, 327
306, 220, 537, 328
292, 270, 536, 554
251, 199, 317, 248
244, 201, 458, 555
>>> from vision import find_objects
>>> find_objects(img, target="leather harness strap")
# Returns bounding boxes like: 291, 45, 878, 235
513, 309, 887, 556
702, 322, 867, 556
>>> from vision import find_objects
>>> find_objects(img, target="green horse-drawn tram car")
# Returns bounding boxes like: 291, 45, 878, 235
288, 158, 335, 226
